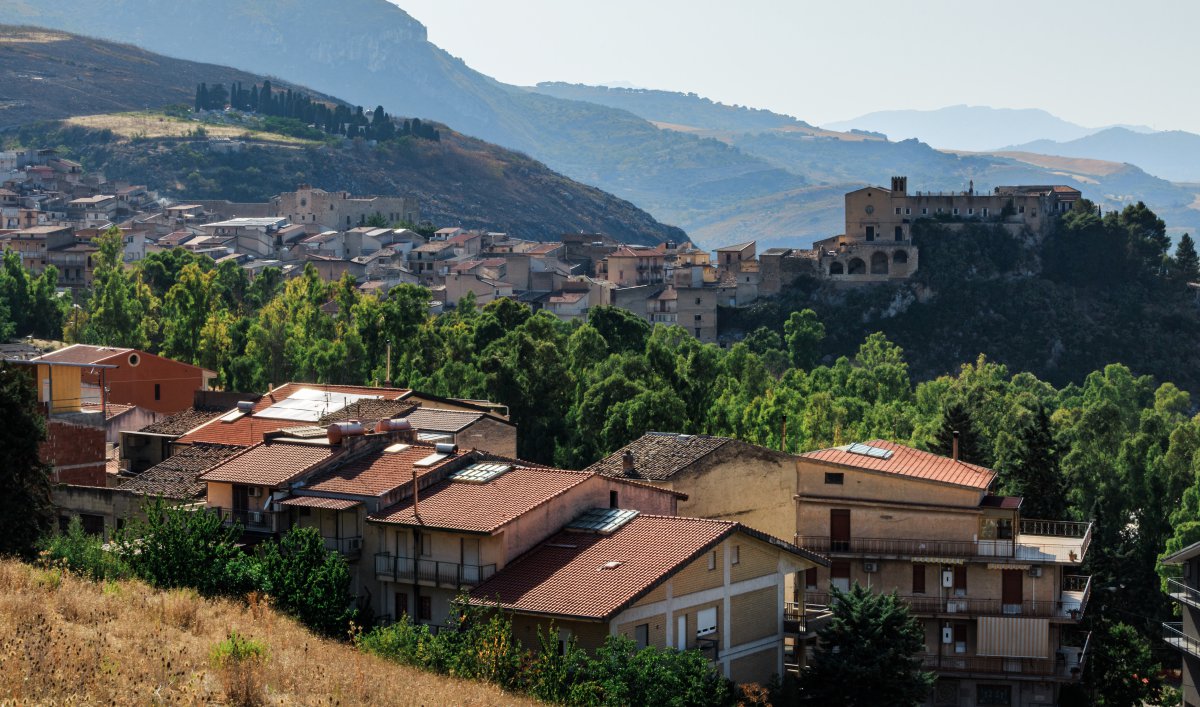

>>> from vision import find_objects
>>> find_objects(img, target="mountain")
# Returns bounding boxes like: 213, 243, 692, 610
0, 26, 685, 244
824, 105, 1106, 152
1005, 127, 1200, 183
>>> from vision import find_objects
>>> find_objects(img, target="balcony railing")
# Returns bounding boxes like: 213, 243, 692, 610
1020, 519, 1090, 538
921, 653, 1083, 680
1166, 579, 1200, 610
323, 535, 364, 556
796, 529, 1090, 564
374, 553, 497, 589
1164, 622, 1200, 659
785, 601, 834, 634
208, 506, 280, 533
807, 587, 1088, 621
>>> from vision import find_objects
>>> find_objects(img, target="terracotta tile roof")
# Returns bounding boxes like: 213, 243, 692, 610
177, 383, 411, 446
319, 399, 418, 424
278, 496, 361, 510
368, 465, 594, 532
800, 439, 995, 490
586, 432, 732, 481
198, 439, 335, 487
303, 442, 460, 497
121, 444, 240, 499
83, 402, 134, 420
402, 408, 484, 433
34, 343, 131, 364
138, 407, 227, 436
469, 515, 740, 619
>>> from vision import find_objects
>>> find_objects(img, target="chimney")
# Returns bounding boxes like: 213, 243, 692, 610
621, 450, 635, 477
951, 431, 960, 462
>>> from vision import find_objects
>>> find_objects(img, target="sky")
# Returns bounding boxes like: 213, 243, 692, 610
393, 0, 1200, 133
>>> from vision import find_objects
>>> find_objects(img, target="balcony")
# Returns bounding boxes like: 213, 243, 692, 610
923, 631, 1089, 682
797, 521, 1091, 564
1164, 622, 1200, 659
209, 506, 281, 533
1167, 578, 1200, 612
323, 535, 364, 558
374, 553, 497, 589
807, 580, 1089, 621
785, 600, 834, 635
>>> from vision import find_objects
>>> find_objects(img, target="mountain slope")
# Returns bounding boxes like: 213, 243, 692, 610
823, 105, 1105, 151
1005, 127, 1200, 183
0, 27, 685, 244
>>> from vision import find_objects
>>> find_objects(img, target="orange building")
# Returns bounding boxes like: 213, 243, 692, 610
33, 345, 216, 415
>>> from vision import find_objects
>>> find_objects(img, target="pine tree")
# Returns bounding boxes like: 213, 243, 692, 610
1000, 405, 1065, 518
0, 363, 55, 558
1174, 233, 1200, 285
932, 400, 985, 465
801, 583, 935, 706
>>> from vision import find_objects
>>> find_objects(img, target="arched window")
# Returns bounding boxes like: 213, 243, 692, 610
894, 226, 904, 241
848, 258, 866, 275
829, 262, 844, 275
870, 251, 889, 275
894, 250, 909, 264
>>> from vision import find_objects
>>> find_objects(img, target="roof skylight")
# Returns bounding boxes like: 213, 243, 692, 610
449, 462, 513, 484
846, 442, 894, 460
567, 508, 639, 535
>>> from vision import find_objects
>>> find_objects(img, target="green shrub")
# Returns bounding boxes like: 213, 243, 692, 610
210, 631, 268, 707
38, 516, 130, 580
257, 526, 354, 637
525, 625, 591, 703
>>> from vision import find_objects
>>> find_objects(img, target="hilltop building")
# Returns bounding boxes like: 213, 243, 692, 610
274, 185, 419, 231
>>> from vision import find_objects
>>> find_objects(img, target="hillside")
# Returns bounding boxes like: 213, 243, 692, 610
8, 113, 686, 243
1005, 127, 1200, 183
0, 558, 531, 705
0, 25, 334, 130
823, 105, 1106, 151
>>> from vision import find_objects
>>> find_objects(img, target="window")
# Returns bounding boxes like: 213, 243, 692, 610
976, 685, 1011, 706
418, 596, 432, 621
904, 207, 911, 215
1018, 205, 1026, 214
831, 559, 850, 591
953, 208, 959, 215
419, 534, 432, 557
894, 207, 901, 215
707, 550, 717, 571
967, 208, 974, 215
912, 564, 926, 594
953, 623, 967, 654
609, 490, 618, 508
634, 623, 649, 649
395, 592, 408, 618
953, 565, 967, 595
154, 383, 161, 401
805, 567, 818, 589
982, 208, 989, 217
824, 472, 844, 485
694, 297, 701, 305
921, 207, 928, 215
80, 514, 105, 536
694, 314, 702, 322
695, 328, 701, 337
731, 545, 740, 565
696, 607, 718, 636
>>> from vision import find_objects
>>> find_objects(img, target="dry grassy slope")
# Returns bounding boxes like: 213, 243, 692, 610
0, 559, 534, 706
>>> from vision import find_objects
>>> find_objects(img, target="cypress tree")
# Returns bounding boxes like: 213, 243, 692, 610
0, 363, 55, 558
1175, 233, 1200, 284
249, 84, 259, 112
1001, 405, 1064, 518
931, 400, 985, 466
195, 83, 208, 112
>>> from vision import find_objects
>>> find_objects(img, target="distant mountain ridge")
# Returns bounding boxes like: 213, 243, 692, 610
1004, 127, 1200, 183
0, 26, 685, 245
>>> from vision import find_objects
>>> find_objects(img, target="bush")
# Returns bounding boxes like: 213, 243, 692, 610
257, 526, 354, 637
210, 631, 268, 707
525, 625, 591, 703
37, 516, 130, 581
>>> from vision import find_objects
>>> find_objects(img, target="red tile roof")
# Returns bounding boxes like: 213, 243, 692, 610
198, 439, 335, 487
800, 439, 995, 490
277, 496, 361, 510
177, 383, 411, 446
402, 408, 484, 434
369, 466, 593, 533
303, 443, 460, 497
470, 515, 802, 620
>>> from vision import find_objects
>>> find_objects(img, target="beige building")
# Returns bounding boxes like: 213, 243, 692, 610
274, 185, 419, 231
796, 440, 1092, 707
1161, 542, 1200, 707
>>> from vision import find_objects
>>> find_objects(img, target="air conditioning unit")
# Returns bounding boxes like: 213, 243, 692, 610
348, 537, 363, 552
1028, 566, 1043, 578
247, 487, 262, 498
249, 511, 264, 524
942, 570, 955, 588
863, 561, 879, 573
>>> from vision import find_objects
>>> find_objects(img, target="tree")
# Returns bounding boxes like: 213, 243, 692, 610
257, 526, 354, 637
1173, 232, 1200, 285
82, 226, 154, 348
588, 305, 651, 354
1084, 621, 1164, 706
931, 400, 985, 465
801, 583, 934, 706
784, 309, 824, 369
996, 404, 1064, 518
0, 364, 55, 558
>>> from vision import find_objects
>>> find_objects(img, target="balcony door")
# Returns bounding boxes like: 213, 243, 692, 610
232, 485, 249, 512
1002, 570, 1023, 614
461, 538, 481, 583
830, 509, 851, 552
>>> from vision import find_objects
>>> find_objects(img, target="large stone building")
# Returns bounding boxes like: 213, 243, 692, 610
274, 185, 419, 231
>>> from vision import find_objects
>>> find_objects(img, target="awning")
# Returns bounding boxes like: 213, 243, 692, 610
912, 557, 965, 565
987, 563, 1031, 571
277, 496, 360, 510
977, 617, 1050, 659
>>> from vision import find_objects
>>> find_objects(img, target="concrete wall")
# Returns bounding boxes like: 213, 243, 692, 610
83, 350, 209, 415
51, 484, 151, 539
797, 459, 983, 509
667, 443, 797, 541
453, 417, 517, 458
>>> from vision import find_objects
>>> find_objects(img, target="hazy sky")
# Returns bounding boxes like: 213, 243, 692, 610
394, 0, 1199, 132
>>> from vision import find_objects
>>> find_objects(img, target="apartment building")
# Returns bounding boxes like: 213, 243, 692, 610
1161, 541, 1200, 707
796, 440, 1092, 707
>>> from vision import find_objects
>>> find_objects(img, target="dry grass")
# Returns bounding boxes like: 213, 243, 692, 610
0, 559, 535, 706
0, 30, 67, 44
64, 112, 317, 144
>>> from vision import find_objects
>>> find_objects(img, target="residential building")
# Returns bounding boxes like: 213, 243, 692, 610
399, 406, 517, 458
444, 272, 514, 306
274, 185, 418, 230
796, 439, 1092, 706
469, 513, 827, 685
32, 345, 217, 415
597, 246, 666, 287
199, 217, 290, 258
66, 194, 117, 226
1160, 542, 1200, 707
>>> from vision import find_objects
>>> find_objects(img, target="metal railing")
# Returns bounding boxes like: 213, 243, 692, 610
806, 590, 1088, 620
323, 535, 364, 556
1164, 622, 1200, 659
922, 654, 1083, 680
1167, 579, 1200, 609
209, 506, 279, 532
784, 601, 834, 633
1020, 519, 1090, 538
374, 553, 497, 589
797, 529, 1089, 563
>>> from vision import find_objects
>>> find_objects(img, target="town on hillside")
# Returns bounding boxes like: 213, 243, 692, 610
1, 147, 1080, 345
